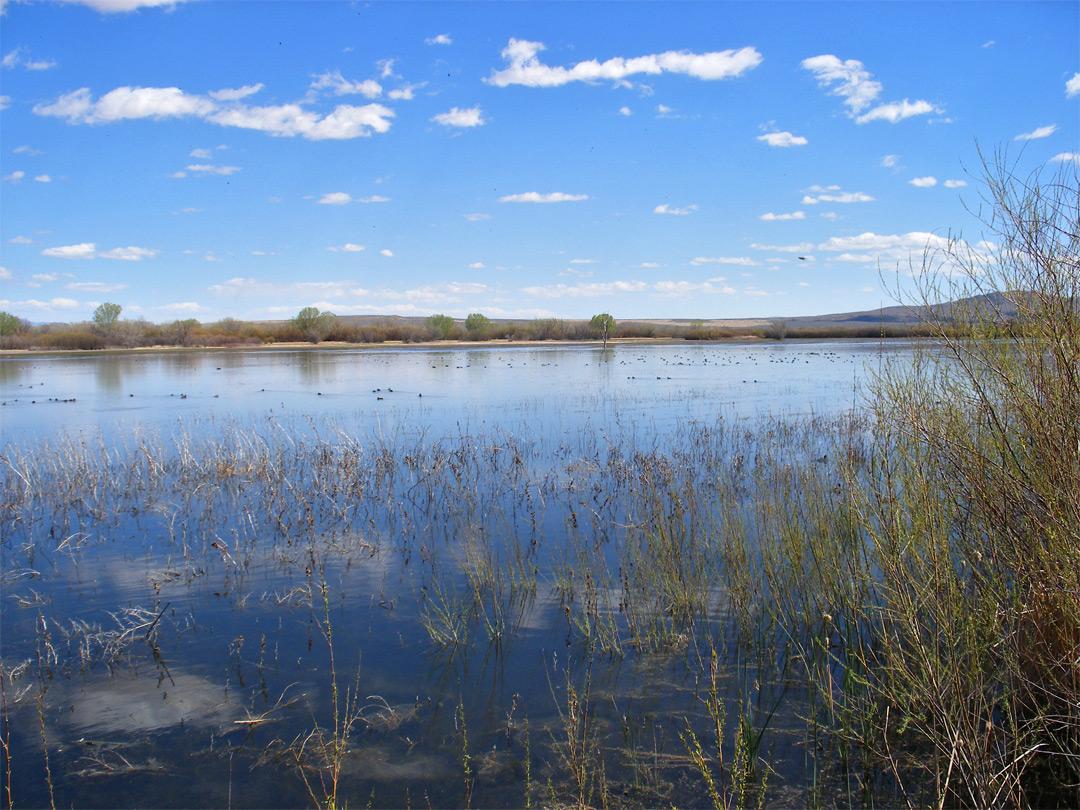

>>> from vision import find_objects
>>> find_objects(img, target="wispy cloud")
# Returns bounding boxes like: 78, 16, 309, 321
317, 192, 389, 205
522, 280, 649, 298
309, 71, 382, 99
815, 232, 989, 270
1014, 124, 1057, 141
2, 48, 57, 71
499, 192, 589, 203
426, 34, 453, 45
41, 243, 158, 261
54, 0, 192, 12
802, 187, 874, 204
943, 179, 967, 188
909, 176, 937, 187
326, 243, 365, 252
485, 38, 762, 88
689, 256, 758, 267
184, 164, 241, 176
759, 211, 806, 221
35, 85, 395, 141
654, 203, 697, 215
208, 84, 263, 102
749, 242, 815, 253
801, 54, 939, 124
1050, 152, 1079, 165
65, 281, 129, 293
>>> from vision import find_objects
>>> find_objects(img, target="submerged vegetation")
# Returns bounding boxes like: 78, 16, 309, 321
1, 157, 1076, 808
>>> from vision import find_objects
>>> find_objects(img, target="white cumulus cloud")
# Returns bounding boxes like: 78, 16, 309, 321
426, 34, 453, 45
757, 131, 807, 147
1050, 153, 1079, 165
909, 176, 937, 187
318, 192, 353, 205
944, 179, 968, 188
485, 38, 762, 88
1067, 73, 1080, 98
431, 106, 485, 127
41, 243, 97, 259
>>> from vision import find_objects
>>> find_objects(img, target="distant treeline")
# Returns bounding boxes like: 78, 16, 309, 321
0, 308, 944, 352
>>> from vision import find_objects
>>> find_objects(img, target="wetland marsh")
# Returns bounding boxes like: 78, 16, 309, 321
2, 325, 1077, 809
1, 341, 889, 808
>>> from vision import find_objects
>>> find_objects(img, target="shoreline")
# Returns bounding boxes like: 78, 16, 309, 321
0, 333, 922, 359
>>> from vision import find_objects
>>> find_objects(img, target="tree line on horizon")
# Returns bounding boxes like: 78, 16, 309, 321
0, 302, 944, 352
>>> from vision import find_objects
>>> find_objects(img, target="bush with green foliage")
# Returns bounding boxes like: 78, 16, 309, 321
293, 307, 337, 343
842, 152, 1080, 807
0, 311, 24, 338
464, 312, 492, 338
426, 313, 455, 340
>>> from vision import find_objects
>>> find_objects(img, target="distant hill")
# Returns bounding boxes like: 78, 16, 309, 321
251, 292, 1033, 335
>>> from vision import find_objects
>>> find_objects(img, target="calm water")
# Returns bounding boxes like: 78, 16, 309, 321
0, 341, 909, 809
0, 341, 886, 445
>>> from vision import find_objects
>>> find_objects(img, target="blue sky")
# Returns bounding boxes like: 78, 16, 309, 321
1, 0, 1077, 324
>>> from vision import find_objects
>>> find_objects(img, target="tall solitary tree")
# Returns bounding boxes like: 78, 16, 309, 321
92, 302, 122, 334
590, 312, 616, 347
293, 306, 336, 343
0, 311, 24, 337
